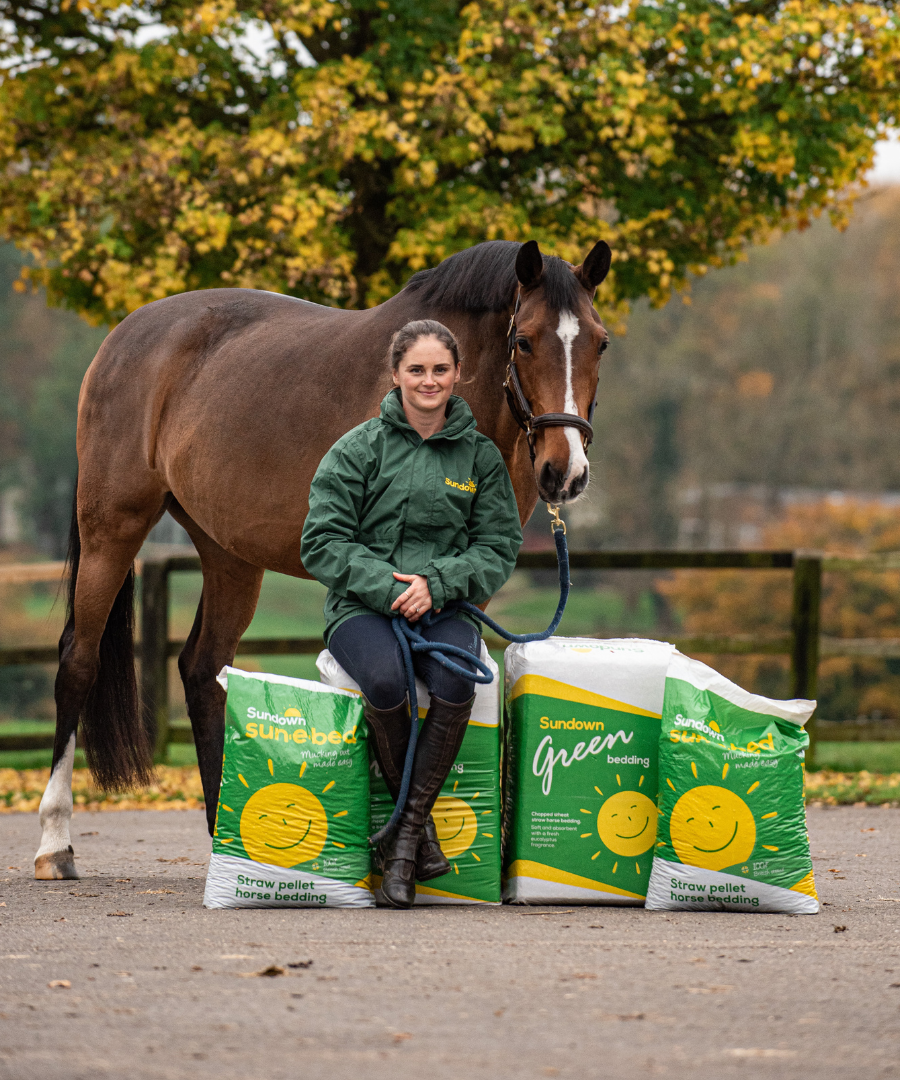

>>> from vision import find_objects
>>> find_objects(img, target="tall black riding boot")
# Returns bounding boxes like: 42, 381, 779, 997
380, 694, 475, 909
362, 697, 452, 882
362, 697, 410, 803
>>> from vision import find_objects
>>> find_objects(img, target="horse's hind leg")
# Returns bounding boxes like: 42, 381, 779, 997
35, 494, 165, 879
170, 506, 264, 834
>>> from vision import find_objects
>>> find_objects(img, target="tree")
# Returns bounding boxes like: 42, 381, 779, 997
0, 1, 898, 324
0, 244, 104, 555
570, 185, 900, 550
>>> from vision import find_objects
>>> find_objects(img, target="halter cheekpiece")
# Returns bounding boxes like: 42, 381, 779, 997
503, 289, 597, 465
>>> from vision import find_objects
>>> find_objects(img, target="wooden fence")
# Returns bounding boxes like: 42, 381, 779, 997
4, 549, 900, 762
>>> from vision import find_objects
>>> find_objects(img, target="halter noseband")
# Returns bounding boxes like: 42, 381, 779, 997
503, 289, 598, 466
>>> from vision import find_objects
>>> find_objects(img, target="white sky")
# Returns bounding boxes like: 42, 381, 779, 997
869, 135, 900, 184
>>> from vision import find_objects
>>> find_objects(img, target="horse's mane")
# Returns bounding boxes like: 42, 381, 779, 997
403, 240, 581, 313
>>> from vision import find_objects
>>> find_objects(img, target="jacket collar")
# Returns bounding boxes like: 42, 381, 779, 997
379, 389, 477, 442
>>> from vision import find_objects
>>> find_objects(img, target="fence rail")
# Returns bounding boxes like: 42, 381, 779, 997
5, 548, 900, 760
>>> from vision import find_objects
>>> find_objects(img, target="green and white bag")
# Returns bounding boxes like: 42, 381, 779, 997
646, 652, 818, 914
203, 667, 374, 909
503, 637, 675, 904
317, 645, 502, 905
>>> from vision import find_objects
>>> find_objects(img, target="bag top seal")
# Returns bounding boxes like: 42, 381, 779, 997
216, 666, 361, 699
667, 652, 816, 727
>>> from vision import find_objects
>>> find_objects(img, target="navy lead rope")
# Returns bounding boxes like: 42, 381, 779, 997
369, 507, 570, 845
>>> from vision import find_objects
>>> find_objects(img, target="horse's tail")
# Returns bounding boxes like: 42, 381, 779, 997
65, 488, 154, 791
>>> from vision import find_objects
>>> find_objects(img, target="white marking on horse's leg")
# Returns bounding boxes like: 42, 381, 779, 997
34, 733, 78, 880
555, 310, 590, 493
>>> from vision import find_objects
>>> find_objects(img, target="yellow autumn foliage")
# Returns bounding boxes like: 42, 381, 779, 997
0, 1, 897, 323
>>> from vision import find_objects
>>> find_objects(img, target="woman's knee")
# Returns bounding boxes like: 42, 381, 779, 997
362, 671, 407, 710
428, 670, 476, 706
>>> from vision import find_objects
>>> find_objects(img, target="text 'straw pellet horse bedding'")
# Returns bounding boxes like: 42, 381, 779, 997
645, 652, 819, 915
203, 668, 374, 909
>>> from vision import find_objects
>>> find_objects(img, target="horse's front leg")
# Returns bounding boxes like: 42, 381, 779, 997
170, 508, 265, 835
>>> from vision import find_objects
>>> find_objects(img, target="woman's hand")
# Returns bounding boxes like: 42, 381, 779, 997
391, 573, 433, 623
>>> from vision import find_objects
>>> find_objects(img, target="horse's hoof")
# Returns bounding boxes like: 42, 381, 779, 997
34, 847, 78, 880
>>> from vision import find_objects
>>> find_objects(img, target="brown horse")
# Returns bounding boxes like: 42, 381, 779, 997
34, 238, 612, 879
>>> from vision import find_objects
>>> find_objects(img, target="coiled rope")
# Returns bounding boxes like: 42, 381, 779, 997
370, 506, 570, 845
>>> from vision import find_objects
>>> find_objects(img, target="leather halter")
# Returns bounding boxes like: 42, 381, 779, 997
503, 289, 597, 465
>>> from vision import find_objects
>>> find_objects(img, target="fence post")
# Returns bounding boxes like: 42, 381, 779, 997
141, 560, 170, 764
790, 555, 822, 764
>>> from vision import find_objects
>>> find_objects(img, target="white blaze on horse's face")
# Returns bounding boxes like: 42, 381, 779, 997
555, 310, 590, 495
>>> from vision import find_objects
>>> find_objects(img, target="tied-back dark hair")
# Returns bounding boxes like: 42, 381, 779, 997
388, 319, 460, 371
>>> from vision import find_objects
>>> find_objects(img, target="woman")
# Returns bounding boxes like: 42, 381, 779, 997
300, 319, 523, 908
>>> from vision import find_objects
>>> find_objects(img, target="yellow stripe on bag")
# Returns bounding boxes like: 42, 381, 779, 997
508, 674, 661, 718
505, 859, 644, 900
789, 871, 819, 899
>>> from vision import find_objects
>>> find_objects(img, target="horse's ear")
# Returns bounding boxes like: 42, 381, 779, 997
575, 240, 612, 291
515, 240, 543, 289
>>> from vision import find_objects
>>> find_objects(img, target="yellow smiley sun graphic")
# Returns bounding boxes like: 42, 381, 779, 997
669, 785, 756, 872
596, 790, 659, 858
432, 795, 479, 860
240, 783, 328, 868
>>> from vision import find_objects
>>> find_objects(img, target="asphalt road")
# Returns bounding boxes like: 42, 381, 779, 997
1, 805, 899, 1080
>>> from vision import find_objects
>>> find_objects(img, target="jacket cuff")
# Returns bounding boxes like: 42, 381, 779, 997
420, 564, 447, 610
384, 577, 407, 615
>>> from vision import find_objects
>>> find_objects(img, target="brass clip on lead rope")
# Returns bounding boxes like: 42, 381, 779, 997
548, 503, 566, 535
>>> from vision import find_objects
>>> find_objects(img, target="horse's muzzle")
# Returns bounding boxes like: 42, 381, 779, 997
538, 460, 590, 503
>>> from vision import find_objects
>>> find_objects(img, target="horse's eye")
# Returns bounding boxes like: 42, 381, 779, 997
598, 340, 609, 355
516, 337, 531, 354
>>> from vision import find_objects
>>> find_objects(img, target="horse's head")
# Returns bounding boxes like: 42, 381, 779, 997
508, 239, 611, 503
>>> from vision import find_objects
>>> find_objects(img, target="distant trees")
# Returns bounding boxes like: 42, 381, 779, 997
0, 245, 104, 556
581, 186, 900, 549
0, 1, 898, 323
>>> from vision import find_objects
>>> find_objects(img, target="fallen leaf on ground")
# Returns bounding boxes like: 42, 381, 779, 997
238, 965, 285, 978
48, 980, 70, 989
106, 911, 133, 917
726, 1049, 797, 1059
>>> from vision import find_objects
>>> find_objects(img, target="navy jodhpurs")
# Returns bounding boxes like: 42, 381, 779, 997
328, 612, 480, 709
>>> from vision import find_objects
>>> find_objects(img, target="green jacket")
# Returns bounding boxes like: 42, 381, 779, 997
301, 389, 523, 644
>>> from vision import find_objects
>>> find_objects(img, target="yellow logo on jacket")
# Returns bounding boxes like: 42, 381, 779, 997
445, 477, 477, 493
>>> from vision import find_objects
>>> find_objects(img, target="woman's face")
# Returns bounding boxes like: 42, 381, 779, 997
392, 336, 461, 415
